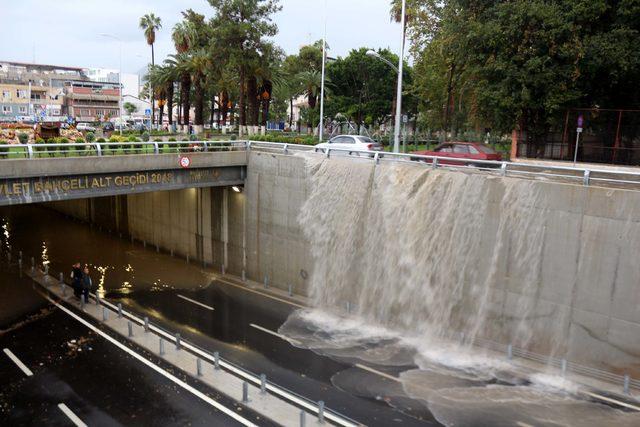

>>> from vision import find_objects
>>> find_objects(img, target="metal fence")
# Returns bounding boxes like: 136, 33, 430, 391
515, 109, 640, 166
3, 139, 640, 190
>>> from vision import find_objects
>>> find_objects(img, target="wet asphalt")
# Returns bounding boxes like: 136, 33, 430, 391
0, 204, 438, 426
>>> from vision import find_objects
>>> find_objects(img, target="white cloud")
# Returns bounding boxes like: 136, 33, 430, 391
1, 0, 401, 72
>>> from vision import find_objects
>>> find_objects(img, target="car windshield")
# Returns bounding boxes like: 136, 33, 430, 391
476, 144, 497, 154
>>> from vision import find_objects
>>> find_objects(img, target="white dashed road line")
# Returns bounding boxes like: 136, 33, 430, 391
354, 363, 401, 382
177, 294, 215, 311
57, 403, 87, 427
249, 323, 301, 346
3, 348, 33, 377
46, 296, 257, 426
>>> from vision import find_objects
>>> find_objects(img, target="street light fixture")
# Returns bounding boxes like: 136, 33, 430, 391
366, 50, 399, 73
100, 33, 123, 135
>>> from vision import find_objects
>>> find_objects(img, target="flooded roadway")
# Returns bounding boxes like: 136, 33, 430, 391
2, 204, 639, 426
0, 204, 433, 426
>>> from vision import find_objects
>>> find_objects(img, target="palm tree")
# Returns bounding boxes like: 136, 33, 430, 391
139, 13, 162, 126
296, 70, 325, 131
171, 22, 196, 132
184, 50, 210, 134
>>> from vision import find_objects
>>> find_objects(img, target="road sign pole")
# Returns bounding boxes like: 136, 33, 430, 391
573, 130, 581, 166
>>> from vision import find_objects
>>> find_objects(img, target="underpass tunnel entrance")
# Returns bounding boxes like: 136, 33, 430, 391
0, 185, 247, 326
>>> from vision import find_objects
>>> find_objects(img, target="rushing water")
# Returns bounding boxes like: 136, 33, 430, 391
279, 153, 640, 426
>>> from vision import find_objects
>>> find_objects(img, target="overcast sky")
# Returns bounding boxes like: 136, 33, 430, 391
1, 0, 402, 74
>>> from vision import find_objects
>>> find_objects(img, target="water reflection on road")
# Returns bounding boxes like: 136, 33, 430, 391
0, 204, 213, 321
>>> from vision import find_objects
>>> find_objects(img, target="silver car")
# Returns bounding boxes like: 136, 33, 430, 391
315, 135, 384, 156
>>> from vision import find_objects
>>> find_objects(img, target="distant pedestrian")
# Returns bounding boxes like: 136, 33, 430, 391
81, 266, 92, 303
71, 262, 82, 298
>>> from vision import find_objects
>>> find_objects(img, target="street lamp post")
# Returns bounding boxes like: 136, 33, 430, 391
100, 33, 123, 135
319, 0, 327, 142
392, 0, 406, 153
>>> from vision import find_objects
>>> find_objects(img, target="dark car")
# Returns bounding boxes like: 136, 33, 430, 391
102, 122, 115, 132
411, 142, 502, 166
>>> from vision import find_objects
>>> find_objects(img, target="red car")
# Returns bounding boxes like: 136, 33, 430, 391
411, 142, 502, 166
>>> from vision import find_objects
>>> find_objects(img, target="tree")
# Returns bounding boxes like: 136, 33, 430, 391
208, 0, 282, 134
139, 13, 162, 125
123, 102, 138, 115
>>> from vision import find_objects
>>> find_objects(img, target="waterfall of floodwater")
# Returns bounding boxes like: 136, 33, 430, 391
297, 153, 555, 353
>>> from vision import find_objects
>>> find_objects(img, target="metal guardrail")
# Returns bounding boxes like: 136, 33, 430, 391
247, 141, 640, 190
0, 140, 245, 159
3, 139, 640, 189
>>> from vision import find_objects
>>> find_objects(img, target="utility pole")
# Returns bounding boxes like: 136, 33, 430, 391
392, 0, 406, 153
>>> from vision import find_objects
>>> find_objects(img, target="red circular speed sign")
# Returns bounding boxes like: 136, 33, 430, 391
179, 156, 191, 168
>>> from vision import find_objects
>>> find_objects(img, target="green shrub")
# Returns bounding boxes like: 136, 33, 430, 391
141, 131, 150, 142
17, 133, 28, 144
96, 137, 106, 143
189, 133, 197, 141
153, 137, 162, 142
127, 135, 138, 142
85, 132, 95, 143
230, 135, 237, 141
0, 140, 8, 158
168, 137, 176, 142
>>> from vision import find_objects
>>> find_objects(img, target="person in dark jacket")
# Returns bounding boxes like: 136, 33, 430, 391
81, 266, 92, 303
71, 262, 82, 298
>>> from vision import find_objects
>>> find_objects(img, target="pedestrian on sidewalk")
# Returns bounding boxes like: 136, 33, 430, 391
71, 262, 82, 298
81, 266, 92, 303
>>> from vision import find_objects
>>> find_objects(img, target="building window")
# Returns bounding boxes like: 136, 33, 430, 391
1, 91, 9, 99
16, 90, 27, 99
19, 106, 27, 114
2, 106, 11, 113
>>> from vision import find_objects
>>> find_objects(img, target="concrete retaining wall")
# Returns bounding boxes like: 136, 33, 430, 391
48, 151, 640, 376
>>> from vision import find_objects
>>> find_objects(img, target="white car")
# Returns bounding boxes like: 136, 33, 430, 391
76, 123, 97, 132
315, 135, 384, 156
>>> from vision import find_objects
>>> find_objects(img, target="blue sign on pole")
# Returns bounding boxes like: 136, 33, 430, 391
145, 109, 151, 116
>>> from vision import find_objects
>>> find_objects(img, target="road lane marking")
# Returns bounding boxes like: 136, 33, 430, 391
249, 323, 301, 346
45, 296, 257, 427
516, 422, 534, 427
354, 363, 401, 382
581, 390, 640, 412
91, 295, 359, 427
57, 403, 87, 427
3, 348, 33, 377
177, 294, 215, 311
215, 277, 305, 309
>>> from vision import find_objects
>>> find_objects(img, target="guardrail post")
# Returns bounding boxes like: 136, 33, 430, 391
152, 141, 159, 154
242, 381, 249, 403
299, 410, 306, 427
507, 344, 513, 360
561, 359, 567, 377
325, 148, 331, 158
242, 270, 246, 282
144, 317, 149, 332
214, 351, 220, 370
624, 374, 630, 395
175, 333, 181, 350
283, 143, 289, 154
61, 283, 66, 296
59, 272, 64, 284
318, 401, 325, 424
102, 307, 109, 321
260, 373, 267, 394
127, 321, 133, 337
117, 303, 123, 318
27, 144, 34, 159
288, 283, 293, 297
432, 157, 439, 169
374, 152, 380, 164
264, 275, 268, 289
96, 294, 101, 306
583, 169, 591, 186
95, 143, 102, 157
500, 162, 507, 176
159, 337, 165, 355
197, 358, 203, 376
346, 301, 351, 314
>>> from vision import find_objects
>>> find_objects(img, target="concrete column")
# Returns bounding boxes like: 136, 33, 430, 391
222, 187, 229, 269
